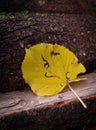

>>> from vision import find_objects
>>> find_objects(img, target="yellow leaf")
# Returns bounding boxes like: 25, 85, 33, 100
22, 43, 86, 96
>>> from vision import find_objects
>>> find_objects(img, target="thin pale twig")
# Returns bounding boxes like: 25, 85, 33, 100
66, 79, 87, 109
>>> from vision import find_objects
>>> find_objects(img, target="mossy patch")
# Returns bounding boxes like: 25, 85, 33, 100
0, 10, 33, 21
0, 12, 15, 20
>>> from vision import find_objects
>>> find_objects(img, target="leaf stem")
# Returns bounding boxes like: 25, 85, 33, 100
66, 80, 87, 109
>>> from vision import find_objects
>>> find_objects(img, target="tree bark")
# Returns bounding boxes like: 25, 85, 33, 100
0, 73, 96, 130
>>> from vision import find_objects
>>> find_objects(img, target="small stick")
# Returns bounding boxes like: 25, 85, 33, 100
66, 79, 87, 109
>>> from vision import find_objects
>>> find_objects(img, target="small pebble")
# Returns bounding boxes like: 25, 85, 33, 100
20, 42, 24, 48
10, 72, 14, 75
38, 0, 45, 6
83, 52, 86, 56
87, 31, 90, 34
81, 32, 84, 35
48, 36, 51, 39
73, 38, 76, 42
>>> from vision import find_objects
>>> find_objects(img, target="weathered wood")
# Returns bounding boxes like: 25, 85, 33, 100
0, 72, 96, 130
0, 13, 96, 92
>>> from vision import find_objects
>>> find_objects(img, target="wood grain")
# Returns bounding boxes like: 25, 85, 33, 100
0, 72, 96, 130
